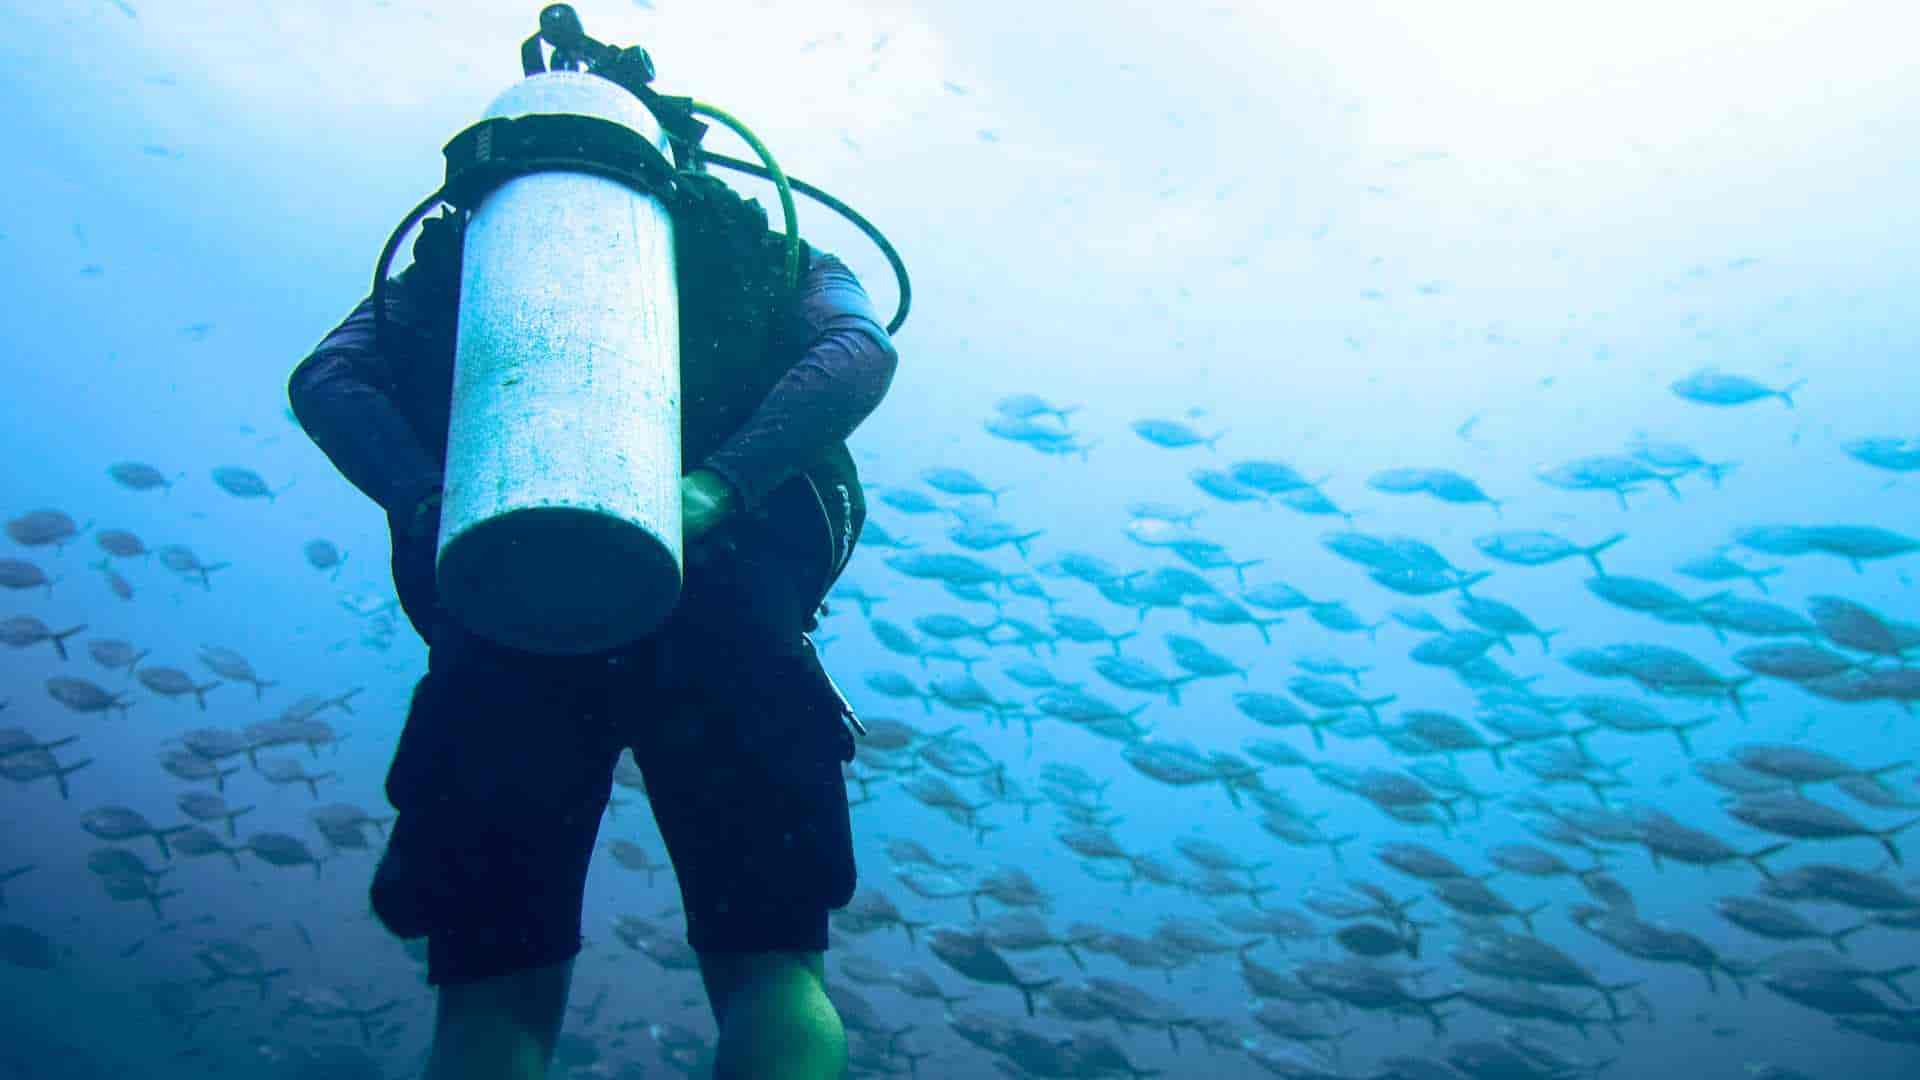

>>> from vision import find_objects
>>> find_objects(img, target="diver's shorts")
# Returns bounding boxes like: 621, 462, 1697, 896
376, 474, 860, 985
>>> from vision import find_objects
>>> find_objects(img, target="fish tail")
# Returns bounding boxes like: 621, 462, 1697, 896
1485, 741, 1510, 771
1568, 724, 1599, 757
1519, 903, 1549, 934
1063, 944, 1085, 970
1672, 722, 1698, 757
1877, 817, 1920, 865
1421, 994, 1460, 1037
154, 824, 191, 860
1779, 379, 1806, 408
1745, 842, 1791, 878
1876, 965, 1918, 1003
1867, 760, 1913, 782
49, 624, 85, 661
1583, 534, 1628, 575
1016, 976, 1057, 1018
54, 758, 94, 801
1832, 923, 1870, 954
225, 806, 256, 840
1726, 676, 1754, 722
1598, 981, 1639, 1021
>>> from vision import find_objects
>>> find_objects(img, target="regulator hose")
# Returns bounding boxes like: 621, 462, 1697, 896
687, 101, 801, 290
701, 149, 913, 336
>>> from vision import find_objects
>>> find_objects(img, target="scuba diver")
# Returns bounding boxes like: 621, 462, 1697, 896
288, 9, 905, 1079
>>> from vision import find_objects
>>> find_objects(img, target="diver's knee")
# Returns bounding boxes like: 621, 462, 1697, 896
703, 951, 824, 1019
435, 959, 575, 1039
781, 974, 846, 1046
713, 957, 847, 1078
749, 960, 843, 1035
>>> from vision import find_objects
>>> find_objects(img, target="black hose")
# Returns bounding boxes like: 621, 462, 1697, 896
702, 151, 912, 335
370, 187, 450, 358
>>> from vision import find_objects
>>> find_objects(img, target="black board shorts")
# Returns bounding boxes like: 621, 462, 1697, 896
375, 473, 861, 986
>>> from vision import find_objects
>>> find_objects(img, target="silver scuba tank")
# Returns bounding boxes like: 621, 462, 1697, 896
434, 71, 683, 656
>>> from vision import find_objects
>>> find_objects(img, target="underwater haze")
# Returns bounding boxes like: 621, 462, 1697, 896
2, 0, 1919, 1077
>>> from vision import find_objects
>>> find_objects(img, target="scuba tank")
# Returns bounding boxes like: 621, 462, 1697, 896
371, 4, 909, 656
437, 70, 682, 657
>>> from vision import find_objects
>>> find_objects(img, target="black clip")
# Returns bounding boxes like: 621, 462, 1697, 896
802, 634, 865, 742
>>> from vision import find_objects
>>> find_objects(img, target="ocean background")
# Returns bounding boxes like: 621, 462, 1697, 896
1, 0, 1916, 1076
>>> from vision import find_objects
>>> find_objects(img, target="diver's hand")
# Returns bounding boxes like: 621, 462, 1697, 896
388, 488, 444, 643
402, 489, 444, 544
682, 469, 739, 542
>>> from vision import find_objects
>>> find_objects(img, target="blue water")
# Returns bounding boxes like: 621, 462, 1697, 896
1, 1, 1917, 1077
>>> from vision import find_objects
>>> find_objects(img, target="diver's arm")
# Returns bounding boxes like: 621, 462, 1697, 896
698, 252, 899, 510
288, 281, 447, 520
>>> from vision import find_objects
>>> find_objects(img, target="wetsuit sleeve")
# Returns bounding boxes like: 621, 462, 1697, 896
287, 278, 447, 518
697, 251, 898, 510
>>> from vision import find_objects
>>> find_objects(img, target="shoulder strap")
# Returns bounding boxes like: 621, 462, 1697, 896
670, 171, 807, 289
405, 208, 466, 302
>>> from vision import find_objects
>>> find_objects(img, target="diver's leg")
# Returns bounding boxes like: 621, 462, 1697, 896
634, 664, 857, 1079
425, 957, 575, 1080
632, 660, 857, 1080
375, 626, 625, 1080
701, 951, 847, 1079
632, 476, 859, 1079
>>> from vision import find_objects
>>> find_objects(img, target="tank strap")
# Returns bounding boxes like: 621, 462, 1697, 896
439, 113, 683, 212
